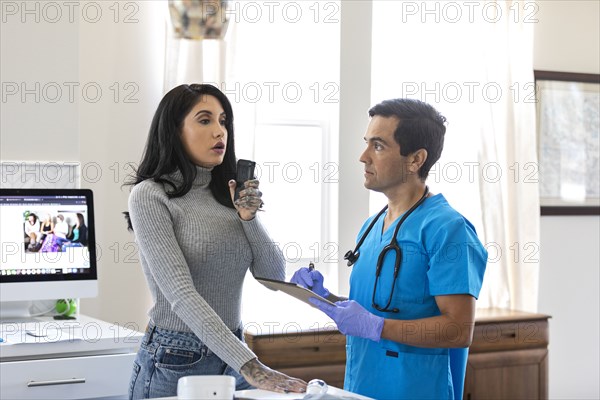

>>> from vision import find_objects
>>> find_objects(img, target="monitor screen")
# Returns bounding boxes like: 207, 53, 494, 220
0, 188, 98, 318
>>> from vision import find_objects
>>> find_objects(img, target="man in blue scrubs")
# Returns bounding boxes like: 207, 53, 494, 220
292, 99, 487, 399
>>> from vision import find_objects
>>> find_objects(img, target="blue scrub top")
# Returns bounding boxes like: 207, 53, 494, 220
345, 194, 487, 400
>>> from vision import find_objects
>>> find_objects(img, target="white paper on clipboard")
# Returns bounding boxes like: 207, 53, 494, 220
256, 277, 336, 308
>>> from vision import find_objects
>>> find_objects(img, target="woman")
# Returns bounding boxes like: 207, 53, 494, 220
54, 214, 69, 239
40, 213, 54, 241
125, 84, 306, 399
24, 213, 41, 248
38, 213, 60, 253
71, 213, 88, 246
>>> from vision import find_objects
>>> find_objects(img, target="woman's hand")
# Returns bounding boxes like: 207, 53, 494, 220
229, 179, 264, 221
240, 358, 307, 393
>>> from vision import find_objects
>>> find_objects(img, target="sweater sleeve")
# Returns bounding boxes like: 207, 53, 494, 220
241, 217, 286, 281
128, 182, 257, 372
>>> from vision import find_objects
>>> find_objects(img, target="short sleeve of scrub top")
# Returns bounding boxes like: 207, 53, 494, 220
424, 209, 487, 298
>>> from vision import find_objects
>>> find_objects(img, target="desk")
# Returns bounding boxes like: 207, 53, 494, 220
153, 387, 372, 400
235, 387, 372, 399
245, 308, 551, 399
0, 315, 144, 399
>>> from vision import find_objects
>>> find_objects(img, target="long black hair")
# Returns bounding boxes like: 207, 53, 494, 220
123, 84, 237, 230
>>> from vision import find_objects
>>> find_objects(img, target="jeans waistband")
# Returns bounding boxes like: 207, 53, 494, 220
143, 321, 243, 350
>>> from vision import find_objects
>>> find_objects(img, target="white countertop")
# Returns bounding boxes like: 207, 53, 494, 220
0, 314, 143, 361
154, 386, 372, 399
235, 387, 372, 399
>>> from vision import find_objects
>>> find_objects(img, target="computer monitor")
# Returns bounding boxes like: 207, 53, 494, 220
0, 188, 98, 319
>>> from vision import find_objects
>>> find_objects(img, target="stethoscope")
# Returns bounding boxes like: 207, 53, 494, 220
344, 186, 430, 313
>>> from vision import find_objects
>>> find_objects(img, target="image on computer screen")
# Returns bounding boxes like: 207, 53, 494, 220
0, 189, 97, 284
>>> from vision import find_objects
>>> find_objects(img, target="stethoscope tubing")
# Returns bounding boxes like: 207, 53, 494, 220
345, 186, 430, 313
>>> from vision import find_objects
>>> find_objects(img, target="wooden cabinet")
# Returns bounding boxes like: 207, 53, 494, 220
245, 308, 551, 399
464, 308, 551, 400
244, 328, 346, 387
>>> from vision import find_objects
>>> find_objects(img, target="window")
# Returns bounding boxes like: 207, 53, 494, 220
253, 122, 330, 262
223, 1, 341, 326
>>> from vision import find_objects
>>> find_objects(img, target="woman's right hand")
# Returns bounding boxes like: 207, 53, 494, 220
240, 358, 306, 393
228, 179, 263, 221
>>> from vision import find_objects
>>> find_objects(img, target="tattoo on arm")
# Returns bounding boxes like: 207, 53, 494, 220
241, 358, 307, 393
241, 359, 271, 386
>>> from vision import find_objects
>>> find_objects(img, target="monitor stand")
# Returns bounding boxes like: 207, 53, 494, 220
0, 300, 33, 321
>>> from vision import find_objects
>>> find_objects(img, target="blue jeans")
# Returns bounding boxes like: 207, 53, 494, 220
128, 322, 253, 399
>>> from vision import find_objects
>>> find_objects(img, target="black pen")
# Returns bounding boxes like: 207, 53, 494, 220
307, 262, 315, 289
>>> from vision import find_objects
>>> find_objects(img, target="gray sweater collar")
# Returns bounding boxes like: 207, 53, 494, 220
193, 165, 213, 187
168, 165, 213, 187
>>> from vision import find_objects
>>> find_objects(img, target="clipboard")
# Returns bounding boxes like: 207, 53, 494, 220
256, 277, 336, 308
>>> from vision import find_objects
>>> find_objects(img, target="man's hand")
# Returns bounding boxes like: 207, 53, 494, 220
290, 267, 330, 298
309, 299, 384, 342
240, 358, 306, 393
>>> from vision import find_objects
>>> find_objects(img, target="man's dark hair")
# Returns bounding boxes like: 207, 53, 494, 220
368, 98, 447, 180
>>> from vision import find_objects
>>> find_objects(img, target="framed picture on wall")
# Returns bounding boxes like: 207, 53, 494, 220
535, 70, 600, 216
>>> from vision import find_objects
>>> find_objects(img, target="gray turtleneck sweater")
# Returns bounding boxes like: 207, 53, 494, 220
128, 166, 285, 372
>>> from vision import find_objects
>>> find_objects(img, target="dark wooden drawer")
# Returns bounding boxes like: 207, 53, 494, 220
244, 330, 346, 368
470, 319, 549, 353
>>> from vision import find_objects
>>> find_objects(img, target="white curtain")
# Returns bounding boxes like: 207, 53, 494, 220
476, 0, 540, 312
164, 37, 227, 91
371, 0, 540, 312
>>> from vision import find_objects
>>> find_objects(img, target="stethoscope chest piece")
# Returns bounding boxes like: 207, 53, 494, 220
344, 250, 359, 266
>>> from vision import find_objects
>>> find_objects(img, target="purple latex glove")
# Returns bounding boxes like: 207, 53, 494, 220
290, 267, 330, 298
309, 299, 384, 342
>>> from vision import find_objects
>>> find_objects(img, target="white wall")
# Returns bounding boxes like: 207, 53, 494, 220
76, 2, 166, 329
0, 2, 79, 158
1, 1, 166, 330
534, 0, 600, 74
539, 217, 599, 399
534, 1, 600, 398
